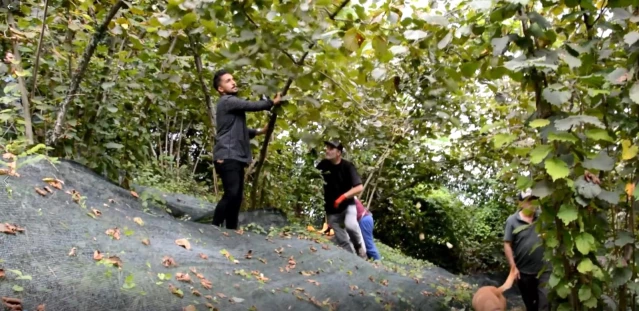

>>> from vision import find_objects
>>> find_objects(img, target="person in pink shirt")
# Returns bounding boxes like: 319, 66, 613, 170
324, 197, 381, 261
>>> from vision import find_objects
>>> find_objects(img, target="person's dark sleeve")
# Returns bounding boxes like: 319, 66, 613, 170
227, 96, 273, 112
248, 129, 257, 139
348, 162, 363, 187
504, 219, 513, 242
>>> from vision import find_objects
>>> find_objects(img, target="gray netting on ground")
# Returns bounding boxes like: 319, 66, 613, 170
0, 156, 459, 311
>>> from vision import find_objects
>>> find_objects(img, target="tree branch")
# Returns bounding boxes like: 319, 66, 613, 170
7, 12, 34, 144
249, 0, 351, 210
49, 0, 127, 144
29, 0, 50, 100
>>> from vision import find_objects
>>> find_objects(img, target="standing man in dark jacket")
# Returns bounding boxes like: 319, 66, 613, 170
211, 69, 281, 229
315, 140, 367, 258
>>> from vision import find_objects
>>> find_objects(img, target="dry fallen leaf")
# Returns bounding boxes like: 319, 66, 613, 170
93, 250, 104, 261
201, 278, 212, 289
216, 293, 226, 299
105, 228, 121, 240
245, 250, 253, 259
43, 178, 64, 190
381, 279, 389, 286
307, 280, 320, 286
0, 269, 4, 279
321, 244, 330, 250
35, 187, 47, 196
44, 186, 53, 193
310, 246, 317, 253
222, 232, 229, 237
141, 238, 150, 246
162, 256, 177, 267
68, 247, 77, 257
176, 273, 192, 283
130, 191, 139, 198
205, 302, 215, 310
205, 295, 213, 300
37, 304, 45, 311
287, 256, 296, 270
199, 253, 208, 260
191, 288, 201, 296
258, 258, 267, 264
133, 217, 144, 226
169, 284, 183, 298
189, 267, 197, 274
106, 256, 123, 268
91, 209, 102, 217
1, 297, 22, 310
183, 305, 196, 311
0, 223, 24, 235
235, 229, 244, 235
196, 273, 205, 280
175, 239, 191, 250
275, 247, 284, 254
108, 199, 115, 204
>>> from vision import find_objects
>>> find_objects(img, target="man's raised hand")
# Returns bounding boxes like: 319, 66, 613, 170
273, 92, 282, 105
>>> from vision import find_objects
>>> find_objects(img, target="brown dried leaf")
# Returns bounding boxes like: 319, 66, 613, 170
176, 273, 192, 283
175, 239, 191, 250
216, 293, 226, 299
287, 256, 296, 269
108, 199, 115, 204
37, 304, 45, 311
0, 169, 8, 175
44, 186, 53, 193
35, 187, 47, 196
235, 229, 244, 235
205, 302, 215, 310
0, 269, 4, 279
204, 295, 213, 300
381, 279, 389, 286
141, 238, 150, 246
0, 223, 23, 235
130, 191, 139, 198
307, 280, 320, 286
321, 244, 330, 250
91, 209, 101, 217
201, 279, 212, 289
196, 273, 205, 280
68, 247, 77, 257
199, 253, 208, 260
169, 284, 183, 298
162, 256, 177, 267
2, 153, 15, 160
310, 246, 317, 252
222, 232, 229, 237
1, 297, 22, 310
105, 228, 121, 240
275, 247, 284, 254
93, 250, 104, 260
183, 305, 196, 311
191, 288, 201, 296
106, 256, 123, 268
245, 250, 253, 259
258, 258, 267, 264
189, 267, 197, 274
133, 217, 144, 226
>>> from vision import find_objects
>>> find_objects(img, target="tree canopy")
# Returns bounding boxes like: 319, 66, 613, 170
2, 0, 639, 309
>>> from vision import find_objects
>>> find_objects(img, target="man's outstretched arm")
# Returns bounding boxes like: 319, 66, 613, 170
227, 93, 281, 112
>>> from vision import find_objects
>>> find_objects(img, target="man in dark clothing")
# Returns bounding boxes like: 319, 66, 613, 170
503, 188, 550, 311
315, 140, 367, 258
211, 69, 281, 229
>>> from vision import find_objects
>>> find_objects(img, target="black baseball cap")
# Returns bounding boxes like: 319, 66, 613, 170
324, 140, 344, 152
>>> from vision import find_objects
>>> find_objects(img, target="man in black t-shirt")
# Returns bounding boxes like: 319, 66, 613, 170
315, 140, 367, 258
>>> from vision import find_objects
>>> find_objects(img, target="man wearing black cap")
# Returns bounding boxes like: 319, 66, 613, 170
503, 188, 550, 310
211, 69, 281, 229
315, 140, 367, 258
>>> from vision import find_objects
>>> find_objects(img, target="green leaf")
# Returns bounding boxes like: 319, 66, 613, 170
597, 189, 621, 204
545, 158, 570, 181
624, 31, 639, 45
607, 68, 628, 85
630, 82, 639, 104
575, 176, 601, 199
554, 115, 605, 131
516, 176, 533, 190
548, 273, 561, 288
582, 151, 615, 171
585, 129, 614, 142
513, 223, 532, 234
621, 140, 638, 160
529, 119, 550, 128
614, 231, 634, 246
12, 285, 23, 292
404, 30, 428, 40
493, 133, 516, 149
491, 36, 510, 56
437, 31, 453, 49
556, 284, 571, 299
461, 62, 481, 78
423, 14, 449, 26
548, 132, 578, 143
578, 284, 592, 302
575, 232, 595, 255
557, 204, 578, 225
542, 87, 571, 106
105, 142, 124, 149
611, 266, 632, 287
101, 82, 116, 90
344, 28, 361, 51
181, 12, 198, 28
530, 144, 552, 164
577, 258, 594, 273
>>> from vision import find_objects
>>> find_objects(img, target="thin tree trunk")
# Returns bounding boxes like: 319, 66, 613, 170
250, 0, 351, 209
29, 0, 50, 100
7, 13, 35, 144
188, 34, 216, 134
50, 0, 126, 144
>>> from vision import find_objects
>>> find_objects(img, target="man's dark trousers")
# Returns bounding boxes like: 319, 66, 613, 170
212, 159, 245, 229
518, 270, 550, 311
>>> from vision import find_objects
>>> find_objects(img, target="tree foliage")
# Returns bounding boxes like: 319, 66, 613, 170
2, 0, 639, 308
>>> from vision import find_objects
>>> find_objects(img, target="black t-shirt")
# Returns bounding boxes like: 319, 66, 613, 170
316, 159, 362, 214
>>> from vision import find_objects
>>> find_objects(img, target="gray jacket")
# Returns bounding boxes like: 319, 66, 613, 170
213, 94, 273, 164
